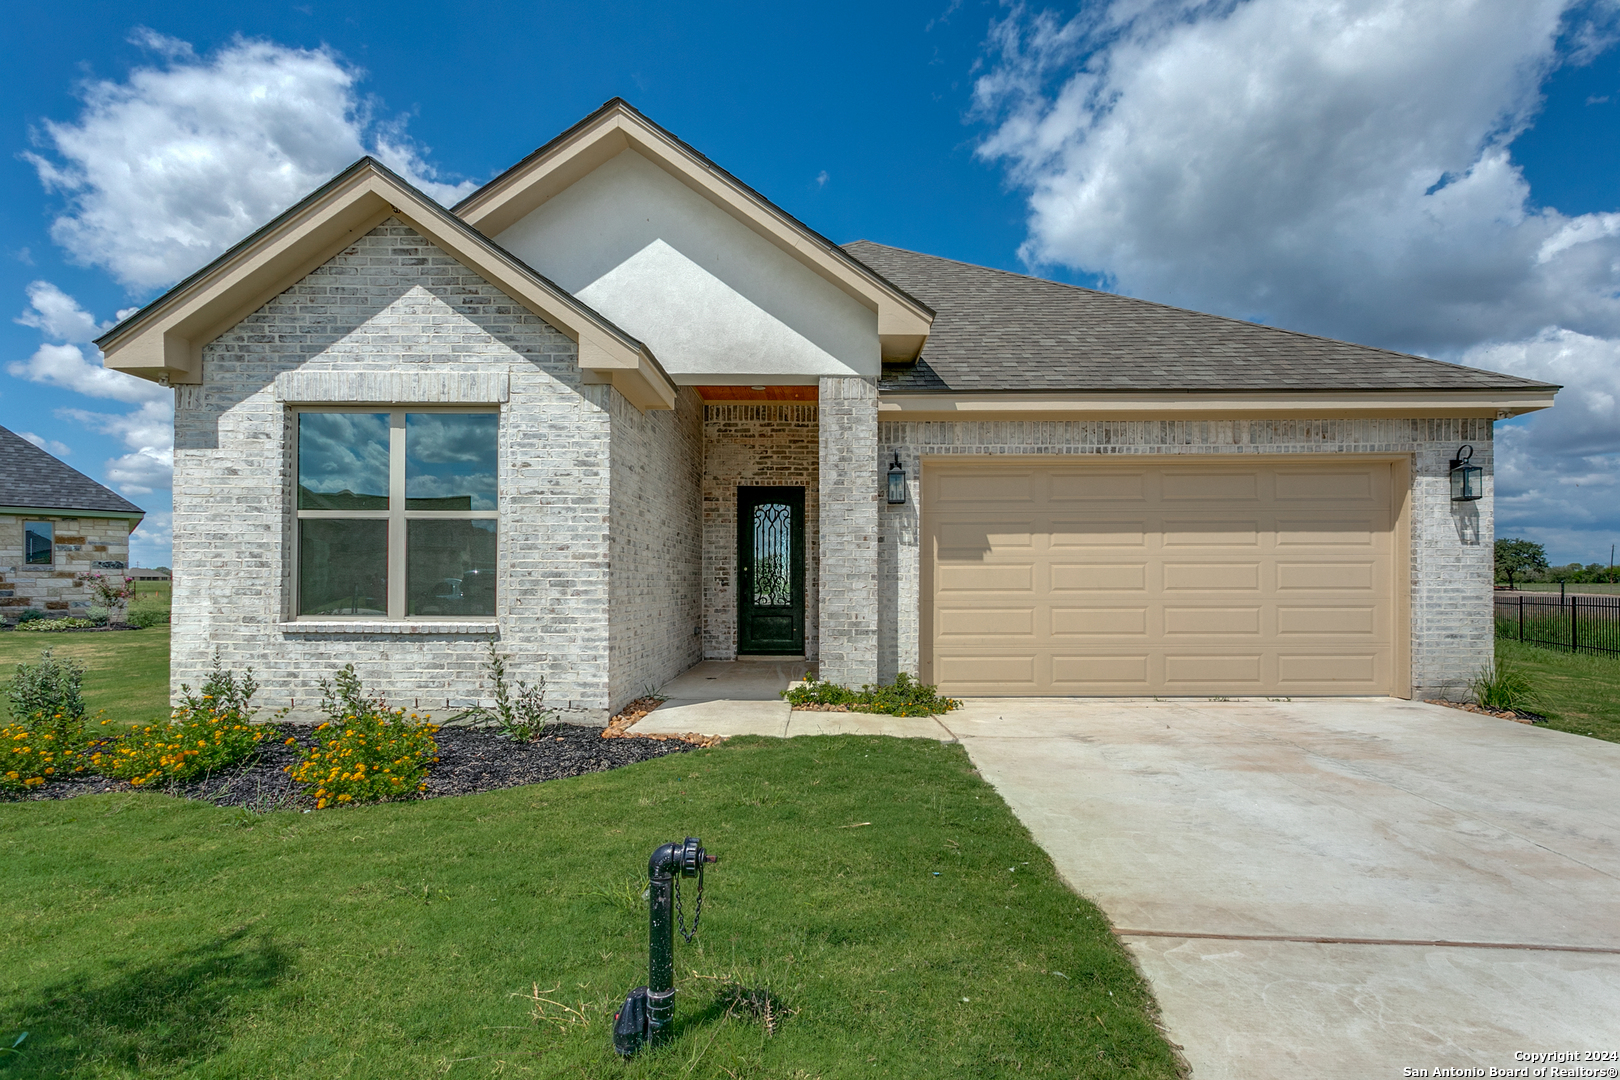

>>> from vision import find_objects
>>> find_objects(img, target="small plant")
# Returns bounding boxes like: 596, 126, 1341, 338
4, 649, 86, 725
16, 617, 102, 632
95, 655, 269, 787
782, 672, 961, 717
1, 717, 102, 793
15, 609, 44, 624
73, 572, 135, 623
286, 665, 439, 808
451, 640, 556, 742
127, 609, 171, 629
1470, 661, 1537, 712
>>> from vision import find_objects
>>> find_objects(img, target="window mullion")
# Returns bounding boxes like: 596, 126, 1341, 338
388, 411, 407, 620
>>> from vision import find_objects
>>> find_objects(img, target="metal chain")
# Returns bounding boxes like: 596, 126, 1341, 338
673, 862, 704, 944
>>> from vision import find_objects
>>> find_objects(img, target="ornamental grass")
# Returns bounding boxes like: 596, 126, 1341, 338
284, 664, 439, 808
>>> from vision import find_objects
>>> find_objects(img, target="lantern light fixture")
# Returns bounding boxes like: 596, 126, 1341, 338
887, 453, 907, 505
1449, 444, 1483, 502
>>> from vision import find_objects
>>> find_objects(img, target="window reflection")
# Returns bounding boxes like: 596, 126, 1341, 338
406, 413, 497, 510
407, 520, 497, 616
299, 519, 388, 616
298, 413, 390, 510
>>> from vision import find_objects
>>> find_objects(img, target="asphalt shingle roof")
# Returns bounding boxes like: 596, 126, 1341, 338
844, 242, 1555, 395
0, 426, 145, 516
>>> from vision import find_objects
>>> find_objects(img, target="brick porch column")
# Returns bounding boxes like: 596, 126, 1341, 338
817, 376, 880, 686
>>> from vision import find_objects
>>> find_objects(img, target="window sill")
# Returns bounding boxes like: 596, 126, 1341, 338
278, 621, 498, 635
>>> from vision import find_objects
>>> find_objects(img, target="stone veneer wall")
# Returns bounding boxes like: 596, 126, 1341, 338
174, 219, 623, 722
609, 387, 705, 708
818, 377, 881, 686
0, 515, 134, 621
701, 402, 820, 660
877, 417, 1495, 700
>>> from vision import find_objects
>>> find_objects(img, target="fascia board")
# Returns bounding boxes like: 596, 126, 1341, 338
0, 506, 146, 521
456, 104, 935, 355
94, 161, 676, 411
876, 388, 1559, 419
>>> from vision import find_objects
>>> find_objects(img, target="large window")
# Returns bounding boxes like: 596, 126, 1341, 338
24, 521, 53, 566
295, 409, 498, 620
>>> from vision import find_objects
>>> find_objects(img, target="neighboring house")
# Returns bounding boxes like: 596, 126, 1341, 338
127, 568, 172, 581
0, 425, 146, 622
97, 100, 1557, 719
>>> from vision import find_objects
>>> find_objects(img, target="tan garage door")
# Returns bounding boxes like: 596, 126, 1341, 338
923, 460, 1402, 696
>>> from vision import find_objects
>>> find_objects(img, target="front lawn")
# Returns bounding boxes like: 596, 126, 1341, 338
0, 627, 169, 728
0, 736, 1180, 1079
1497, 638, 1620, 744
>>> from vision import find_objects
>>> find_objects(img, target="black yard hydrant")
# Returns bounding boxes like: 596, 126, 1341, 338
613, 837, 717, 1058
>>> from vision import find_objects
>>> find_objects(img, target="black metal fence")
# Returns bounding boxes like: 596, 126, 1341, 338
1495, 590, 1620, 658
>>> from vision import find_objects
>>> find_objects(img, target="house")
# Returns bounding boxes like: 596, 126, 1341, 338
0, 425, 146, 622
96, 100, 1557, 719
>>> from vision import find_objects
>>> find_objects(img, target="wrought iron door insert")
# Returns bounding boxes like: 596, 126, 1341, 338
737, 486, 805, 655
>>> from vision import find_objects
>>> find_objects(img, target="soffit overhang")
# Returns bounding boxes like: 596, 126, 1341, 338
454, 98, 935, 362
876, 388, 1559, 420
94, 158, 677, 412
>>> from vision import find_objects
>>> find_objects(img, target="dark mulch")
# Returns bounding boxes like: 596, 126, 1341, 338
7, 723, 695, 810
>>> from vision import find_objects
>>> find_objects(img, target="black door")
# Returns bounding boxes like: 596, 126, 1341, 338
737, 486, 806, 655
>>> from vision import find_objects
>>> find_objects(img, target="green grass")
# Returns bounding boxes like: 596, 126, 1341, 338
0, 737, 1179, 1079
0, 627, 170, 728
1497, 638, 1620, 744
1500, 582, 1620, 595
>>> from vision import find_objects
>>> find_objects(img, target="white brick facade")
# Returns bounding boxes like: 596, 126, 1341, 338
877, 417, 1495, 700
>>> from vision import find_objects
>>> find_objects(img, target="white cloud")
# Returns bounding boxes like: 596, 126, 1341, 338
974, 0, 1620, 354
973, 0, 1620, 561
18, 431, 71, 457
128, 508, 172, 569
26, 31, 475, 292
14, 281, 109, 343
8, 341, 169, 405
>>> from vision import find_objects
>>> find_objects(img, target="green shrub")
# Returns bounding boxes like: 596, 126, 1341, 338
1, 718, 99, 793
16, 617, 101, 632
15, 609, 44, 624
94, 655, 268, 787
4, 649, 86, 724
126, 608, 171, 628
782, 672, 961, 717
1470, 661, 1538, 712
285, 665, 438, 808
449, 640, 555, 742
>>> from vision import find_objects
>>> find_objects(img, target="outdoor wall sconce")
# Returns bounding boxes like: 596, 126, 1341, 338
887, 453, 907, 504
1450, 445, 1483, 502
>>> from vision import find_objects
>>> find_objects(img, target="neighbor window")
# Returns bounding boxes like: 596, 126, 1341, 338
24, 521, 53, 566
295, 409, 498, 620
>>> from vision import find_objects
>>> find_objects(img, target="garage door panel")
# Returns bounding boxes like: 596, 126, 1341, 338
1051, 607, 1148, 636
1163, 471, 1259, 501
926, 460, 1398, 696
937, 562, 1034, 593
1050, 563, 1147, 591
1163, 606, 1263, 636
1277, 561, 1376, 591
938, 607, 1034, 638
1049, 472, 1147, 501
1276, 605, 1380, 635
1163, 562, 1261, 591
1163, 521, 1261, 547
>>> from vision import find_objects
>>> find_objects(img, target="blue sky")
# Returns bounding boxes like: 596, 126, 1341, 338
4, 0, 1619, 568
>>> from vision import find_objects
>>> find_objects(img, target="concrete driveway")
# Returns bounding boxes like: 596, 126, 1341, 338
947, 698, 1620, 1079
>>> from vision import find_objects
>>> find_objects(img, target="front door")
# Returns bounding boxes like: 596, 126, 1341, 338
737, 486, 806, 655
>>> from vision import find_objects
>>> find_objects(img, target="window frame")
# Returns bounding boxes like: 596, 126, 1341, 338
23, 521, 53, 566
292, 405, 500, 622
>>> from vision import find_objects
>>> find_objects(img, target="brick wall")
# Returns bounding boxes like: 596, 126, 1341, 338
878, 417, 1496, 699
0, 515, 134, 620
818, 377, 880, 686
175, 219, 622, 722
701, 403, 820, 660
609, 387, 705, 708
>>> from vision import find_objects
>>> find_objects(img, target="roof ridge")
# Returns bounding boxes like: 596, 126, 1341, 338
846, 241, 1554, 390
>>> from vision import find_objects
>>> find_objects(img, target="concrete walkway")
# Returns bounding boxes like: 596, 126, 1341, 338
627, 689, 1620, 1077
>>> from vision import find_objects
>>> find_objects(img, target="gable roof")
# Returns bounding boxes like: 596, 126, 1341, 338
848, 242, 1558, 408
94, 158, 676, 411
0, 426, 145, 519
454, 99, 934, 361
